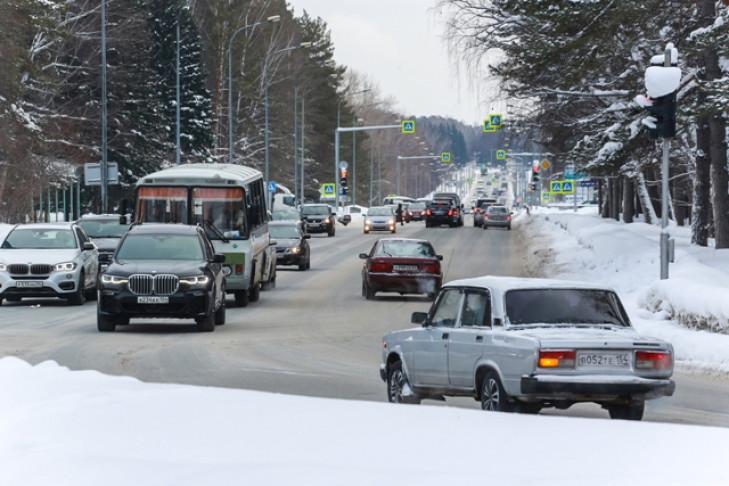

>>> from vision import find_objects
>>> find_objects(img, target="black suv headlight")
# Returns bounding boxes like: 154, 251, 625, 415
100, 274, 128, 288
179, 275, 210, 288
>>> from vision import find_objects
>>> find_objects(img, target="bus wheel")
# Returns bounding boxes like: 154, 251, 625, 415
249, 283, 261, 302
234, 290, 249, 307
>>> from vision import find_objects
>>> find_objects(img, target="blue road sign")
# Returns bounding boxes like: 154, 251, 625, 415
401, 120, 415, 134
496, 149, 506, 160
580, 180, 597, 187
321, 183, 335, 196
550, 181, 562, 193
490, 114, 503, 127
268, 181, 277, 193
562, 181, 574, 193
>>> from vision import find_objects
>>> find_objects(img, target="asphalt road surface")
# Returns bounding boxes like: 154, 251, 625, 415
1, 214, 727, 427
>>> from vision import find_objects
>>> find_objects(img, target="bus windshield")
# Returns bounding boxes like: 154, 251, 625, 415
136, 186, 248, 239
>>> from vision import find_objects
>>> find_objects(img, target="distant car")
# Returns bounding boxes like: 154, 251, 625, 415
424, 198, 462, 228
407, 201, 427, 221
96, 223, 226, 332
472, 198, 497, 227
271, 207, 307, 233
364, 206, 396, 234
579, 199, 599, 207
0, 222, 99, 305
359, 238, 443, 300
77, 213, 130, 266
301, 204, 335, 237
380, 276, 675, 420
269, 220, 310, 271
483, 205, 511, 230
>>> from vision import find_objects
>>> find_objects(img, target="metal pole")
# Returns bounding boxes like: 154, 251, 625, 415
660, 46, 671, 280
335, 129, 340, 208
100, 0, 108, 213
176, 19, 181, 165
293, 87, 298, 199
396, 156, 401, 196
300, 96, 305, 201
352, 129, 357, 205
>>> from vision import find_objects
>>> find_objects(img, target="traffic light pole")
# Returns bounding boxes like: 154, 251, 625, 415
660, 46, 673, 280
334, 124, 401, 208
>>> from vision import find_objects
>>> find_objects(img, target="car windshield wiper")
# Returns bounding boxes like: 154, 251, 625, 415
203, 219, 229, 243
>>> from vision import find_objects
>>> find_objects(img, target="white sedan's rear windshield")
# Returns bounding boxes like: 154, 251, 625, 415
505, 288, 629, 326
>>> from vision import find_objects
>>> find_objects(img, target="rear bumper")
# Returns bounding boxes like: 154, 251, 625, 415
367, 274, 441, 295
520, 375, 676, 400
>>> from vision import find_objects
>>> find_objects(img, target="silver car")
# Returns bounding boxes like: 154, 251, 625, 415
364, 206, 396, 234
380, 276, 675, 420
0, 222, 99, 305
483, 205, 511, 230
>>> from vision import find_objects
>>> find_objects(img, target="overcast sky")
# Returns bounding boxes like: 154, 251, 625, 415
288, 0, 491, 126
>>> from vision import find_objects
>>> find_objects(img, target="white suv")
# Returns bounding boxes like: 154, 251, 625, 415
0, 222, 99, 305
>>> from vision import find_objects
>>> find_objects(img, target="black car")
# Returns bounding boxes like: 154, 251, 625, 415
96, 223, 226, 332
270, 220, 310, 270
77, 213, 131, 266
424, 198, 462, 227
300, 204, 336, 237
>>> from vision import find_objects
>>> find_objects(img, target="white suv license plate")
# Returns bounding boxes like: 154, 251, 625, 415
16, 281, 42, 288
393, 264, 418, 272
137, 296, 169, 304
577, 352, 631, 369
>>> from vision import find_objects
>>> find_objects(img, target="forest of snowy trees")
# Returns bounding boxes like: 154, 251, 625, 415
1, 0, 728, 249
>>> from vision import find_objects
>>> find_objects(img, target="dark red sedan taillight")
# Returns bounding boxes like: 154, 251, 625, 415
421, 262, 440, 274
370, 262, 390, 273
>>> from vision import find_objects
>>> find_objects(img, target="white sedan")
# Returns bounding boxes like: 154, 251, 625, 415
380, 276, 675, 420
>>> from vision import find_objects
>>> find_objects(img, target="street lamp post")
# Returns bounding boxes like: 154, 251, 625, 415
264, 42, 311, 208
227, 15, 280, 164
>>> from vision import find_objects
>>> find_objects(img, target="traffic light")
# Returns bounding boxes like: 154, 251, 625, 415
340, 170, 348, 195
531, 166, 540, 184
643, 92, 676, 140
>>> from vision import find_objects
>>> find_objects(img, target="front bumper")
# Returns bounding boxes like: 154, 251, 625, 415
0, 271, 82, 300
98, 288, 212, 320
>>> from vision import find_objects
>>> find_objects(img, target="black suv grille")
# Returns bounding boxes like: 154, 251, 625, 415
129, 274, 179, 295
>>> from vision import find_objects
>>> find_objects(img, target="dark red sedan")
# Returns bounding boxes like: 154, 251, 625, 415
359, 238, 443, 300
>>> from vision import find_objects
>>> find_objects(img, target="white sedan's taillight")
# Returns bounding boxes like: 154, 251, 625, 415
538, 350, 576, 368
635, 351, 672, 370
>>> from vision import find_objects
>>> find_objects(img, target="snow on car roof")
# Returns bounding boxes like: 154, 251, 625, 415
443, 275, 616, 293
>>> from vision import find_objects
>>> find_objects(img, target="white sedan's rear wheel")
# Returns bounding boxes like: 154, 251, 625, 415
481, 371, 514, 412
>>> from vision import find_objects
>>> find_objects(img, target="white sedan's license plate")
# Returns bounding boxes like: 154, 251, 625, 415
16, 281, 42, 288
577, 352, 631, 369
393, 264, 418, 272
137, 296, 169, 304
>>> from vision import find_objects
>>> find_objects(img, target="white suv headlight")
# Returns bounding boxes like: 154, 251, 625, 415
0, 263, 6, 272
53, 262, 77, 272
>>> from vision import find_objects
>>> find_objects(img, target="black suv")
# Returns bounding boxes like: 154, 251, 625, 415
96, 223, 226, 332
425, 198, 462, 227
300, 204, 336, 237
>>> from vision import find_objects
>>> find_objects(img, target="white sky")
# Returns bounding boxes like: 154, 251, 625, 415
288, 0, 490, 126
3, 199, 729, 484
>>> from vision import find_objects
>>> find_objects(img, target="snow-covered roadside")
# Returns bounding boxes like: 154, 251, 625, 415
519, 206, 729, 376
